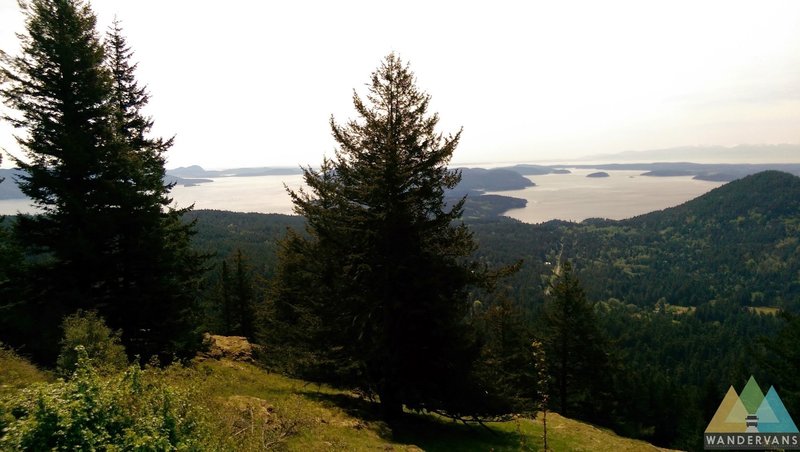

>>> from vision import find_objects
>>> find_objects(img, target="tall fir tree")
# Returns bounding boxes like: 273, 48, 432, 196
101, 20, 206, 361
0, 0, 117, 360
0, 153, 17, 293
0, 1, 203, 361
213, 250, 256, 339
231, 249, 256, 339
473, 294, 538, 414
542, 260, 611, 419
267, 54, 506, 420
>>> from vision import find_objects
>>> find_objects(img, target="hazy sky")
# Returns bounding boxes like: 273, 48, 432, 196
1, 0, 799, 169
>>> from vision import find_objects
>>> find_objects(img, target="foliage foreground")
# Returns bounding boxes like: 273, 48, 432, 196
0, 347, 676, 451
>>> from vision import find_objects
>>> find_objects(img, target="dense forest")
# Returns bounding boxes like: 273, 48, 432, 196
1, 1, 799, 451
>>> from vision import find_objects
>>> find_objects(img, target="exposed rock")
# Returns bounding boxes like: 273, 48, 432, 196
225, 395, 275, 418
198, 333, 257, 362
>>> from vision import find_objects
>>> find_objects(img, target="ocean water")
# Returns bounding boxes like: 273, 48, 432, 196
0, 169, 724, 223
487, 169, 724, 223
169, 174, 306, 214
0, 174, 306, 216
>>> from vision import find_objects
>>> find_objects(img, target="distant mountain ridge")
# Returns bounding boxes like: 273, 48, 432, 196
584, 144, 800, 164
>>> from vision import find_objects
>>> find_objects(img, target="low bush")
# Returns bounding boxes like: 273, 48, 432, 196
0, 347, 209, 450
56, 310, 128, 377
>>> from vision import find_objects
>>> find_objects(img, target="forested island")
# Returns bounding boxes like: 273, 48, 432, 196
1, 1, 798, 451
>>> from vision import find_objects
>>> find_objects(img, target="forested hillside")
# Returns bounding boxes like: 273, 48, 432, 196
470, 171, 800, 308
194, 171, 800, 312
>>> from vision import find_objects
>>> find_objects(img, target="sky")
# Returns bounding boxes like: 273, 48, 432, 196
1, 0, 799, 169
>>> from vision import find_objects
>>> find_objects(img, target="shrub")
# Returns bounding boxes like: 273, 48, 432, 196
56, 310, 128, 376
0, 347, 209, 450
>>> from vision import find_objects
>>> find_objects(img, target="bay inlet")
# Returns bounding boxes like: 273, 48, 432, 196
0, 168, 725, 223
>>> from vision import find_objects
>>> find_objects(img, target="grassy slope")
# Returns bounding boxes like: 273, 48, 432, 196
0, 346, 51, 398
189, 359, 677, 451
0, 350, 676, 451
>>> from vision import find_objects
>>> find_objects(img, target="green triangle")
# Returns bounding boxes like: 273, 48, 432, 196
740, 376, 765, 415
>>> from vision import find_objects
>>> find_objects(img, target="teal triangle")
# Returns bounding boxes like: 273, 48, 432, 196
756, 396, 779, 423
757, 386, 799, 433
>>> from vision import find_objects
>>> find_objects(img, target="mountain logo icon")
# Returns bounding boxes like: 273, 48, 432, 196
705, 376, 800, 450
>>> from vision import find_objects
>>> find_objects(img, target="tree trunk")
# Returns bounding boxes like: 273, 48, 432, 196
379, 388, 403, 421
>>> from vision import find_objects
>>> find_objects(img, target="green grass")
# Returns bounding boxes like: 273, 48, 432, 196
177, 359, 679, 451
0, 350, 678, 451
0, 345, 51, 397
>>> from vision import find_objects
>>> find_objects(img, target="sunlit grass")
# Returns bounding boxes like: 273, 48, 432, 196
0, 345, 51, 397
170, 359, 678, 451
747, 306, 780, 315
1, 352, 677, 451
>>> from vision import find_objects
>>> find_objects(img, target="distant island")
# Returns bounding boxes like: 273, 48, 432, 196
566, 163, 800, 182
453, 168, 535, 195
164, 175, 213, 187
587, 171, 610, 178
167, 165, 303, 178
497, 164, 571, 176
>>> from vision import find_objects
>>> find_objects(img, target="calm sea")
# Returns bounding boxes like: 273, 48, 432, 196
487, 169, 724, 223
0, 169, 724, 224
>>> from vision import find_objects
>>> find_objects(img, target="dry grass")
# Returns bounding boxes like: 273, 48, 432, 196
747, 306, 781, 315
665, 304, 696, 315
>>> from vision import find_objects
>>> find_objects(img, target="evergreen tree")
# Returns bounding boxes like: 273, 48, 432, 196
214, 250, 256, 339
0, 153, 16, 290
0, 152, 6, 279
101, 20, 205, 361
762, 312, 800, 417
268, 53, 502, 420
231, 249, 256, 339
0, 0, 116, 361
542, 260, 611, 419
0, 208, 20, 315
219, 260, 233, 333
0, 1, 203, 361
473, 295, 538, 414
